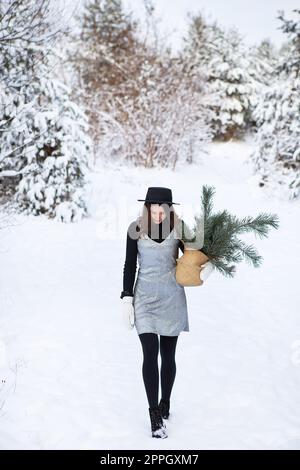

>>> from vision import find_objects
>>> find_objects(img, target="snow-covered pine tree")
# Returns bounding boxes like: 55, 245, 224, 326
182, 15, 254, 140
250, 9, 300, 200
248, 38, 279, 87
0, 0, 53, 198
246, 39, 279, 129
207, 27, 254, 140
15, 76, 92, 222
251, 78, 300, 198
0, 0, 92, 221
181, 12, 220, 74
277, 8, 300, 78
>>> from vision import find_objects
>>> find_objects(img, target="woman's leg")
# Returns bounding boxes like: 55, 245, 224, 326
138, 333, 159, 408
159, 335, 179, 401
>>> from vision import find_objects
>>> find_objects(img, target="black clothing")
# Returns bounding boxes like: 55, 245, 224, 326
120, 219, 184, 298
138, 333, 178, 408
137, 186, 180, 205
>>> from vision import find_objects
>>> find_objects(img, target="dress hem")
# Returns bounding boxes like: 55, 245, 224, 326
135, 328, 189, 336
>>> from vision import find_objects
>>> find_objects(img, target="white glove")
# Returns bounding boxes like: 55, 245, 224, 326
121, 296, 135, 330
200, 261, 214, 282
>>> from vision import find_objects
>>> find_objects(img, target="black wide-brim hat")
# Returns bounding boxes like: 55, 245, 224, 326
137, 186, 180, 205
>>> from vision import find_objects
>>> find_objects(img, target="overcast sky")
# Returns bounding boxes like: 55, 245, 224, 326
67, 0, 298, 52
123, 0, 299, 51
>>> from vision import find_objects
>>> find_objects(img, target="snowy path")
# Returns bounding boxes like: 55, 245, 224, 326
0, 140, 300, 449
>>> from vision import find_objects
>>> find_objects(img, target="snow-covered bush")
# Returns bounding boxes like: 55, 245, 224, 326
68, 0, 140, 160
70, 0, 213, 168
97, 56, 213, 168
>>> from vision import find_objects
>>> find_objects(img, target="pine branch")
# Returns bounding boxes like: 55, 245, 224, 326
201, 184, 215, 222
212, 258, 236, 278
227, 212, 280, 239
231, 238, 263, 267
192, 185, 280, 277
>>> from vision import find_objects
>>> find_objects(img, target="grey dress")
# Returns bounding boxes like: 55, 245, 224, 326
132, 226, 189, 336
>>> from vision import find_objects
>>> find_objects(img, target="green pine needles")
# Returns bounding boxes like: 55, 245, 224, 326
180, 185, 280, 278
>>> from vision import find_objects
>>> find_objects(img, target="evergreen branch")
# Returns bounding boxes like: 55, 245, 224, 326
232, 238, 263, 267
212, 257, 236, 278
227, 212, 280, 239
188, 184, 280, 277
201, 184, 215, 222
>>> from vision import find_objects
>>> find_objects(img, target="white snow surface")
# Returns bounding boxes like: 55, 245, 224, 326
0, 139, 299, 450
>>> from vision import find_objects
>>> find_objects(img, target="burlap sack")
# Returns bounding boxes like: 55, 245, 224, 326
175, 248, 209, 286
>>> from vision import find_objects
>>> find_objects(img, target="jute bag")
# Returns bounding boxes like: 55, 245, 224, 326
176, 247, 209, 286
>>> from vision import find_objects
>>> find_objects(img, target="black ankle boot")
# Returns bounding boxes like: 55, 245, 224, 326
148, 405, 168, 438
158, 398, 170, 419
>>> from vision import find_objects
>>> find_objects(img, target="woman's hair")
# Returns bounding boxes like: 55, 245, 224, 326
135, 202, 183, 238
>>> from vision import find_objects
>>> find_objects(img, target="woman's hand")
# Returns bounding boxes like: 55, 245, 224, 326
200, 261, 214, 282
121, 295, 135, 330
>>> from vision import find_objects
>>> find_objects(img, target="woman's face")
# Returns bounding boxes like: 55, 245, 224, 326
150, 204, 166, 224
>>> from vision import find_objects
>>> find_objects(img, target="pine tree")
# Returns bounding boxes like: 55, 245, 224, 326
207, 27, 254, 140
14, 77, 92, 222
0, 0, 92, 221
277, 9, 300, 78
246, 39, 279, 127
182, 15, 254, 140
250, 9, 300, 200
181, 12, 220, 74
251, 77, 300, 199
249, 39, 279, 85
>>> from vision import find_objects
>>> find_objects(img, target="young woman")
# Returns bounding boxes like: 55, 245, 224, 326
120, 187, 189, 439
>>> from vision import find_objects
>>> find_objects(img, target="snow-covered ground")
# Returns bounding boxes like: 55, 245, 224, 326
0, 139, 299, 450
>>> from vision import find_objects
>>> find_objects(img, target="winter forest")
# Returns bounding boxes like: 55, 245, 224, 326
0, 0, 300, 452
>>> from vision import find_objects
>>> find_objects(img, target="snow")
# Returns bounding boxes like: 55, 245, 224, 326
0, 139, 299, 449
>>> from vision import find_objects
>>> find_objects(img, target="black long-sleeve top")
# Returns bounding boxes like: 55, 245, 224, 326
120, 219, 185, 298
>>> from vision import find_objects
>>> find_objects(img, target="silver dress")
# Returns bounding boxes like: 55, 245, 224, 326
132, 226, 189, 336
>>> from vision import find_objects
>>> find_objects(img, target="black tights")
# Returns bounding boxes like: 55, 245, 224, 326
138, 333, 178, 408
